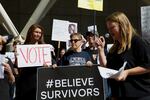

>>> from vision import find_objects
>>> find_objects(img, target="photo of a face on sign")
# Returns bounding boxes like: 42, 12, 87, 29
68, 24, 77, 34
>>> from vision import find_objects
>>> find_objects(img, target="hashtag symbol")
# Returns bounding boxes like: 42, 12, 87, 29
46, 79, 53, 88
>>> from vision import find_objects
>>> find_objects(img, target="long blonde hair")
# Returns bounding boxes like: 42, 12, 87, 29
106, 11, 138, 54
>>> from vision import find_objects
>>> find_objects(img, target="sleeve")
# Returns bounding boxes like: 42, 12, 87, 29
133, 37, 150, 68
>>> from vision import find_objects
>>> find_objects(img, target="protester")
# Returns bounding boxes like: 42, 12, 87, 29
0, 35, 15, 100
15, 24, 56, 100
97, 11, 150, 100
83, 31, 100, 64
57, 48, 66, 66
60, 32, 92, 66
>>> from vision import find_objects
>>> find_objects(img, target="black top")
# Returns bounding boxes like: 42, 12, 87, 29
83, 47, 98, 64
15, 52, 56, 100
107, 35, 150, 97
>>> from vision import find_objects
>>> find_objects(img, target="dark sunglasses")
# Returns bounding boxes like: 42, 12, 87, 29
70, 39, 81, 43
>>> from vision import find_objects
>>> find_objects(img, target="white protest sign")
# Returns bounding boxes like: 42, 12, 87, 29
52, 19, 78, 42
98, 61, 127, 79
88, 25, 97, 32
0, 54, 5, 79
17, 44, 53, 68
52, 19, 70, 42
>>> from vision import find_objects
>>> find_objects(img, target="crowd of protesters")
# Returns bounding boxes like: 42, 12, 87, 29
0, 11, 150, 100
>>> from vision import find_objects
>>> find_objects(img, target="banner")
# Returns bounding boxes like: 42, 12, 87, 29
37, 66, 104, 100
78, 0, 103, 11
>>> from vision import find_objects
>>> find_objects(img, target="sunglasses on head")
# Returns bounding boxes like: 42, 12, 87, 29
70, 39, 81, 43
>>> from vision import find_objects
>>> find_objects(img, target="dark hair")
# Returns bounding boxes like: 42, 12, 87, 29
24, 24, 45, 44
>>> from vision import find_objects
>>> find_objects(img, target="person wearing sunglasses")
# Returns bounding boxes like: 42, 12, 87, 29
60, 33, 92, 66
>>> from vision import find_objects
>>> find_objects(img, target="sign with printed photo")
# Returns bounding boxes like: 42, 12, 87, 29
52, 19, 78, 42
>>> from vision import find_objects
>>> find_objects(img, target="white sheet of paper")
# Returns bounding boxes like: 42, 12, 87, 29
0, 54, 5, 79
98, 61, 127, 79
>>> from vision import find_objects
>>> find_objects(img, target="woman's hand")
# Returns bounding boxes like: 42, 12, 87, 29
95, 36, 106, 51
114, 70, 129, 81
86, 61, 93, 67
43, 63, 57, 69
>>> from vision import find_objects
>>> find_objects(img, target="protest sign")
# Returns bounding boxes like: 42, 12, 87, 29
17, 44, 53, 68
78, 0, 103, 11
37, 66, 104, 100
0, 54, 5, 79
51, 19, 78, 42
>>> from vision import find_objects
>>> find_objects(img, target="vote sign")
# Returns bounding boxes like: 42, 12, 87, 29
17, 44, 53, 68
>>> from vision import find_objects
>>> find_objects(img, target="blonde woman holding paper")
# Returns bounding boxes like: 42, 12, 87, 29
97, 12, 150, 100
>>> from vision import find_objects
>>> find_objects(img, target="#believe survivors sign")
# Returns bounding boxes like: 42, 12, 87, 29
37, 65, 104, 100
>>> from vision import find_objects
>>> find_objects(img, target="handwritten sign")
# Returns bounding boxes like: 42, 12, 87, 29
37, 66, 104, 100
17, 44, 53, 68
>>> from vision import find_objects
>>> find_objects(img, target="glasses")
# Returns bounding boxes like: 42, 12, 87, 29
70, 39, 81, 43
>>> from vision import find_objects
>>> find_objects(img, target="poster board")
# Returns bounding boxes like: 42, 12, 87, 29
78, 0, 103, 11
16, 44, 53, 68
51, 19, 78, 42
37, 66, 104, 100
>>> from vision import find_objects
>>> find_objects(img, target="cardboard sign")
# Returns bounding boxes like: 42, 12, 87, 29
37, 66, 104, 100
17, 44, 53, 68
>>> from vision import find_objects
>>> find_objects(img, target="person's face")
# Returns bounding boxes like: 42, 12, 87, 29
32, 28, 42, 41
60, 49, 65, 57
86, 34, 95, 45
106, 21, 120, 41
70, 35, 82, 50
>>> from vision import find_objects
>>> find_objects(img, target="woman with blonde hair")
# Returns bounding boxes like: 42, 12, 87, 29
98, 12, 150, 100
